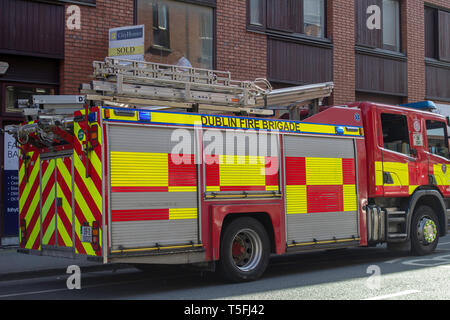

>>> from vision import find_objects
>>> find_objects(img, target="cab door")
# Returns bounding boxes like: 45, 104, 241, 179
378, 109, 414, 197
424, 118, 450, 196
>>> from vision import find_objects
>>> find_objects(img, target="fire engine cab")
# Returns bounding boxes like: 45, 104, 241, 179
8, 58, 449, 282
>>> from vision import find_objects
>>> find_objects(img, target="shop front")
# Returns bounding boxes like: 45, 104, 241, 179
0, 0, 64, 245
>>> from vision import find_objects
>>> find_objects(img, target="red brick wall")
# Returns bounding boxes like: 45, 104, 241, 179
403, 0, 450, 103
60, 0, 134, 94
215, 0, 267, 81
403, 0, 425, 103
328, 0, 356, 105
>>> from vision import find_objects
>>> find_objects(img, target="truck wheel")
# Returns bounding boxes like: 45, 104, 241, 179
410, 205, 439, 256
218, 217, 270, 282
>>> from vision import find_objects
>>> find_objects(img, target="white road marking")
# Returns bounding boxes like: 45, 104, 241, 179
363, 290, 420, 300
0, 272, 192, 298
384, 257, 404, 264
438, 241, 450, 246
0, 287, 68, 298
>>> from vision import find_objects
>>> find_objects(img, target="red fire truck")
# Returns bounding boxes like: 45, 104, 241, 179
11, 59, 449, 282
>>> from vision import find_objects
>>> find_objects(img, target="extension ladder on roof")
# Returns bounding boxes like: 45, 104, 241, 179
81, 57, 274, 115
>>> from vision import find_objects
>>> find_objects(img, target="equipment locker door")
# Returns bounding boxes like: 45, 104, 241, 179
40, 155, 74, 250
108, 125, 199, 251
284, 135, 359, 245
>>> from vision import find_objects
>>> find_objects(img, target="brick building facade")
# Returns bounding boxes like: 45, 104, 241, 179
0, 0, 449, 242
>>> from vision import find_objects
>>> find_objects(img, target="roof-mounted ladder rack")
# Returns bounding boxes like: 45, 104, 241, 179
81, 57, 273, 115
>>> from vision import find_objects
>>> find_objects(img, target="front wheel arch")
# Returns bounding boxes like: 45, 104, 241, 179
407, 190, 447, 238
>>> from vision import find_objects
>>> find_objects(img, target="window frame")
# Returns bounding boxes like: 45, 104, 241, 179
246, 0, 328, 40
380, 112, 411, 156
425, 119, 450, 160
355, 0, 402, 53
136, 0, 216, 69
381, 0, 401, 52
151, 2, 171, 51
1, 82, 58, 117
247, 0, 266, 31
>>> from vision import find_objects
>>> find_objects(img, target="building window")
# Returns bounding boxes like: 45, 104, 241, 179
4, 85, 55, 114
356, 0, 401, 52
426, 120, 450, 159
137, 0, 214, 69
152, 2, 170, 50
303, 0, 325, 38
247, 0, 327, 39
382, 0, 400, 52
425, 6, 450, 62
249, 0, 264, 26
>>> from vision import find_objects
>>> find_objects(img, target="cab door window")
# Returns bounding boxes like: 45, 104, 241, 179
381, 113, 410, 155
426, 120, 450, 159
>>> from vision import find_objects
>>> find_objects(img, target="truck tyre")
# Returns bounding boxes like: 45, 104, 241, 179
218, 217, 270, 282
410, 205, 439, 256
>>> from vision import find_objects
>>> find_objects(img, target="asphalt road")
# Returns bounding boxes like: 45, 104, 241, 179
1, 235, 450, 301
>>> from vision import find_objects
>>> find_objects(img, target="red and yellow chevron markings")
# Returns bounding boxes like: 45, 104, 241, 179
19, 150, 41, 250
73, 110, 103, 256
41, 159, 56, 246
56, 157, 74, 248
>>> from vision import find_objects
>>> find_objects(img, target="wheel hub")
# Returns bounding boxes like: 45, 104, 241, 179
417, 217, 437, 245
230, 229, 262, 272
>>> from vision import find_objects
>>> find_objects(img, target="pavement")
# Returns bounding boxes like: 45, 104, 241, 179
0, 245, 127, 282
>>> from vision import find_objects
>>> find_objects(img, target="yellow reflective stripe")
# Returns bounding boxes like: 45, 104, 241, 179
343, 184, 357, 212
57, 215, 72, 247
299, 123, 336, 135
90, 150, 102, 181
382, 162, 409, 186
433, 164, 450, 186
73, 184, 96, 223
375, 161, 383, 186
286, 185, 307, 214
150, 112, 200, 127
169, 208, 197, 220
409, 185, 419, 195
111, 243, 203, 254
57, 159, 72, 191
19, 155, 40, 210
288, 238, 361, 247
25, 217, 41, 250
206, 186, 220, 192
74, 157, 102, 213
41, 189, 55, 220
265, 185, 279, 191
110, 152, 168, 187
168, 186, 197, 192
24, 188, 40, 223
306, 157, 342, 185
42, 217, 55, 244
219, 155, 266, 187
